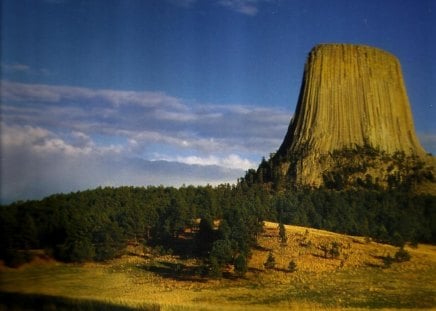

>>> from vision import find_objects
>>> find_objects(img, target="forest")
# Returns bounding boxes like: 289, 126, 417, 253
1, 179, 435, 276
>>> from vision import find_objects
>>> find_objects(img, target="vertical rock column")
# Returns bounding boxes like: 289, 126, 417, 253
276, 44, 427, 187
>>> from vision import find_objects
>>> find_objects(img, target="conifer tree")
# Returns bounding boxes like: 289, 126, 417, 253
279, 222, 287, 245
264, 251, 276, 269
288, 259, 297, 272
234, 254, 248, 277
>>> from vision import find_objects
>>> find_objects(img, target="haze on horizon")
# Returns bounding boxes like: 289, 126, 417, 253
1, 0, 435, 204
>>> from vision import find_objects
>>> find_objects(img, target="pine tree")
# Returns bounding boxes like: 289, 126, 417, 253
329, 242, 341, 259
264, 251, 276, 269
394, 247, 411, 262
196, 218, 215, 256
209, 256, 222, 278
234, 254, 248, 277
288, 259, 297, 273
279, 222, 287, 245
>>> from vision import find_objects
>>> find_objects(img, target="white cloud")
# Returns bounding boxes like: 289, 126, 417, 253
0, 80, 291, 202
153, 109, 197, 122
1, 81, 184, 110
71, 131, 93, 147
0, 125, 244, 203
0, 124, 123, 158
1, 81, 61, 102
123, 129, 226, 154
1, 80, 289, 156
157, 153, 256, 170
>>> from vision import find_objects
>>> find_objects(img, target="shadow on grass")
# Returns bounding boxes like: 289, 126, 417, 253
311, 253, 328, 259
248, 267, 264, 273
252, 244, 271, 252
142, 261, 208, 283
365, 254, 393, 269
0, 291, 160, 311
126, 251, 145, 259
364, 261, 384, 268
274, 267, 295, 273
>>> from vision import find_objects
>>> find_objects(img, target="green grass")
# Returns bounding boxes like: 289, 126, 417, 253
1, 258, 434, 310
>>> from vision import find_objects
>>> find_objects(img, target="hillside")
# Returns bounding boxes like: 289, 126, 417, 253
1, 222, 435, 310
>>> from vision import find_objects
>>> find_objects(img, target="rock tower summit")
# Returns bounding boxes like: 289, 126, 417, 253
264, 44, 435, 190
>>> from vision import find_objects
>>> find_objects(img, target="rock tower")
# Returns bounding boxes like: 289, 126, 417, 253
259, 44, 435, 191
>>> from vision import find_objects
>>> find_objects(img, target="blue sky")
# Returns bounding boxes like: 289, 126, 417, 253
1, 0, 435, 203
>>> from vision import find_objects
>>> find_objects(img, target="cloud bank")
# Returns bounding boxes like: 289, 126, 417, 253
2, 80, 434, 203
1, 81, 290, 203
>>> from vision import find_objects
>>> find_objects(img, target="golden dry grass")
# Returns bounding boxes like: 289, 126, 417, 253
1, 222, 435, 310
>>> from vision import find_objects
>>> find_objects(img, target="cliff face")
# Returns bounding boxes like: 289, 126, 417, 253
268, 44, 435, 190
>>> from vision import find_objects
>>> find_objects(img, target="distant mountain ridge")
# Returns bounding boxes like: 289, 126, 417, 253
251, 44, 435, 192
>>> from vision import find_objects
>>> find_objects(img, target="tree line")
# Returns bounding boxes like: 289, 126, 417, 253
1, 183, 435, 275
0, 184, 266, 273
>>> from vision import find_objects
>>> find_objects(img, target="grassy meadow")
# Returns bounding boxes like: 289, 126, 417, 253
1, 222, 435, 310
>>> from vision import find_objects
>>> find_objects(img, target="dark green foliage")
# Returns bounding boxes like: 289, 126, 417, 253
270, 189, 436, 245
391, 231, 405, 247
0, 181, 434, 274
279, 222, 287, 245
394, 247, 411, 262
319, 244, 329, 259
217, 219, 231, 240
93, 222, 125, 261
264, 252, 276, 269
208, 256, 222, 278
319, 242, 341, 259
383, 253, 394, 268
329, 242, 341, 258
234, 254, 248, 277
381, 247, 411, 268
56, 237, 96, 263
210, 239, 234, 266
288, 259, 297, 273
195, 217, 215, 256
208, 238, 235, 277
0, 184, 267, 271
242, 144, 435, 193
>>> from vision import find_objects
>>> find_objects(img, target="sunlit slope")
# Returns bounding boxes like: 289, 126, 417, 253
1, 221, 435, 310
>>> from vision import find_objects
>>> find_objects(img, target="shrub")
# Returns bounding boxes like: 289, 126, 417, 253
210, 239, 233, 266
56, 238, 95, 263
234, 254, 248, 277
264, 252, 276, 269
394, 247, 411, 262
383, 253, 394, 268
409, 240, 419, 249
288, 260, 297, 273
329, 242, 341, 258
278, 223, 287, 245
208, 256, 222, 278
299, 238, 312, 248
392, 231, 405, 247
